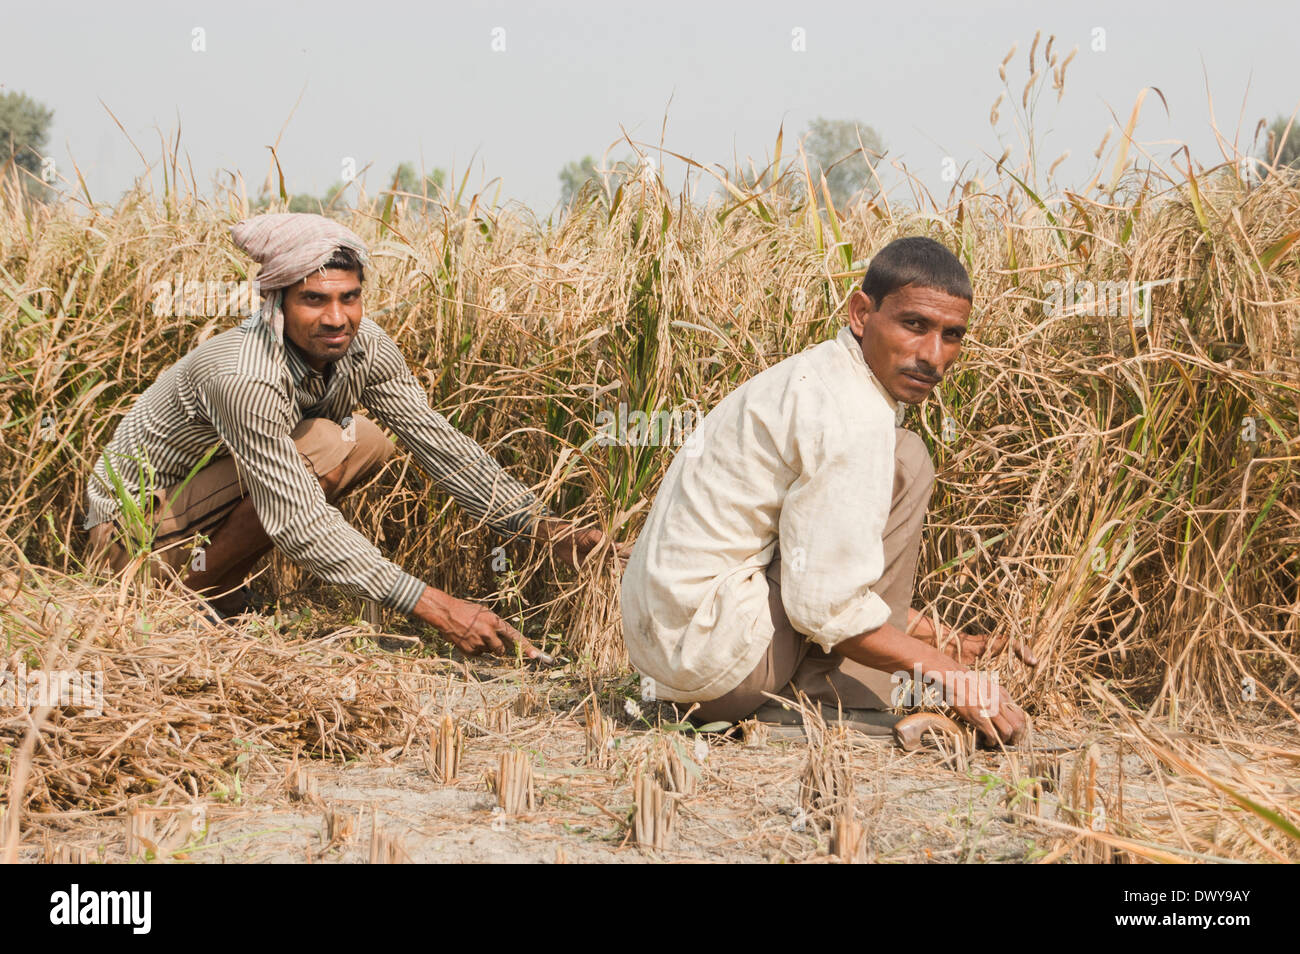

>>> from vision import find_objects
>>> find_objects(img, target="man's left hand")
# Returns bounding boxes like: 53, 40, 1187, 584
949, 629, 1039, 668
535, 518, 629, 571
907, 610, 1037, 668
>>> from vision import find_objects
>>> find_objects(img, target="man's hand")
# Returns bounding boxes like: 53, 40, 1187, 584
833, 616, 1031, 747
534, 517, 630, 571
942, 669, 1030, 747
411, 585, 543, 660
953, 630, 1038, 668
906, 609, 1038, 668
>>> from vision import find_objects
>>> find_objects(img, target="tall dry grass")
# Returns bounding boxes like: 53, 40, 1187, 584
5, 157, 1297, 716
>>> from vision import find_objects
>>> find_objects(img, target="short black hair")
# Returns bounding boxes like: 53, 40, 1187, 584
321, 246, 365, 283
860, 236, 971, 307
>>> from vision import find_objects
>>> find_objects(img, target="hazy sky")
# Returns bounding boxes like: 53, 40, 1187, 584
4, 0, 1297, 213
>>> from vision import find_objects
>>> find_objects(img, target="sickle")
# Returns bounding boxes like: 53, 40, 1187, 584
892, 712, 966, 751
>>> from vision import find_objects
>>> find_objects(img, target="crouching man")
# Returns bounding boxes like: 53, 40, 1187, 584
87, 212, 602, 658
620, 237, 1033, 743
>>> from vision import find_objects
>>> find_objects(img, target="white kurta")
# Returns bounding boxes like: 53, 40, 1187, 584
620, 326, 906, 703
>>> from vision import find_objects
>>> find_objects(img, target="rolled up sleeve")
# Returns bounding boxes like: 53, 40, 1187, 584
202, 373, 426, 613
777, 402, 896, 651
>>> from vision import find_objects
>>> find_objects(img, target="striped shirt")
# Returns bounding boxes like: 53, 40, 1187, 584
84, 313, 545, 613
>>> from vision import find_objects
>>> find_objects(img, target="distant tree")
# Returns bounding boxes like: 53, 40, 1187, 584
322, 180, 350, 208
802, 118, 885, 208
253, 161, 447, 215
1262, 116, 1300, 170
388, 161, 446, 199
557, 153, 649, 210
0, 90, 55, 198
376, 162, 447, 220
286, 194, 326, 213
558, 154, 601, 206
247, 190, 334, 215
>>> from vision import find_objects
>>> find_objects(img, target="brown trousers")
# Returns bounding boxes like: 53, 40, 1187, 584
86, 415, 393, 576
691, 427, 936, 723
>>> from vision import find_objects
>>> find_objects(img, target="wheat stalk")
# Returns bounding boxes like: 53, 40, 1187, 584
490, 750, 536, 815
424, 713, 463, 784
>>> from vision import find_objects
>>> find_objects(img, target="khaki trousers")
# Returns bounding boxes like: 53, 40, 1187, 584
86, 415, 393, 575
691, 427, 936, 723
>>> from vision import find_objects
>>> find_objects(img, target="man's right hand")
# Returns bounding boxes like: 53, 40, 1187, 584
412, 585, 542, 660
943, 669, 1030, 746
833, 618, 1030, 747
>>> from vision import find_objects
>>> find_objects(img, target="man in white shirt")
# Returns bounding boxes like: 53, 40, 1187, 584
620, 237, 1031, 744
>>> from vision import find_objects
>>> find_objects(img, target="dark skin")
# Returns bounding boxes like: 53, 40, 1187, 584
185, 268, 617, 660
828, 284, 1037, 745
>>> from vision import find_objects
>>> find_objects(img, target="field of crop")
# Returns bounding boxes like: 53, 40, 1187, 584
2, 55, 1297, 863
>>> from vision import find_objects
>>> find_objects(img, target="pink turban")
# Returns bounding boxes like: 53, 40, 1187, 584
230, 212, 368, 290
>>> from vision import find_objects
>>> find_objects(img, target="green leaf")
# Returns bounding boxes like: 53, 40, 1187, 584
694, 721, 732, 733
1255, 229, 1300, 272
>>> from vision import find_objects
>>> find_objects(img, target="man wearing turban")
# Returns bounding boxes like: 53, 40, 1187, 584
86, 212, 599, 659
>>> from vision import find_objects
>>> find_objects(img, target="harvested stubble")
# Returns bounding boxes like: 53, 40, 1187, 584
368, 809, 409, 864
424, 713, 463, 784
323, 805, 358, 849
795, 699, 892, 862
490, 749, 536, 815
0, 564, 444, 849
625, 731, 700, 851
582, 698, 615, 769
124, 802, 204, 861
739, 718, 770, 748
512, 685, 541, 718
797, 699, 855, 826
831, 805, 866, 864
47, 842, 88, 864
1058, 743, 1114, 863
1056, 681, 1300, 863
481, 705, 511, 735
630, 766, 674, 851
655, 733, 699, 795
287, 763, 320, 803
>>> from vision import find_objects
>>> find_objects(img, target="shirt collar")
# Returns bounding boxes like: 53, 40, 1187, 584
284, 337, 313, 385
836, 325, 906, 426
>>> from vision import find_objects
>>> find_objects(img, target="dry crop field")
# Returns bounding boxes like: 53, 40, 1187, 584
1, 59, 1297, 863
